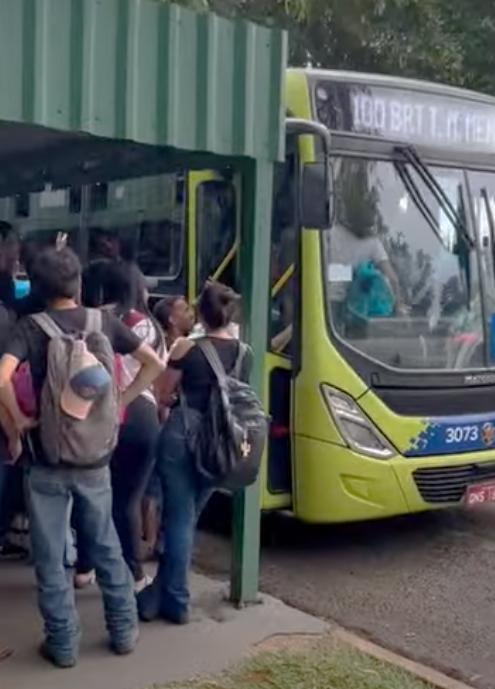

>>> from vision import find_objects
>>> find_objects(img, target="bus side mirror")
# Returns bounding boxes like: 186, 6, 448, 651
285, 118, 333, 230
301, 161, 333, 229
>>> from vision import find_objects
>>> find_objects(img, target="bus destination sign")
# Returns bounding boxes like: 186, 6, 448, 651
315, 81, 495, 152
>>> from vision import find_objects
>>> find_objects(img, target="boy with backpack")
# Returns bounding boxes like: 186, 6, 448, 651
0, 247, 164, 668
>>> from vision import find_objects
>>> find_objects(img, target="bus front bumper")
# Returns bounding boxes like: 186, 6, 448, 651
292, 435, 495, 523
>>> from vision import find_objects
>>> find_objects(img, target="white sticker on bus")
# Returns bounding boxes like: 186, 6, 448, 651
328, 264, 352, 282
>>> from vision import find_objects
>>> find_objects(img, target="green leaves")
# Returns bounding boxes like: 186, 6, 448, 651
296, 0, 495, 95
154, 0, 495, 96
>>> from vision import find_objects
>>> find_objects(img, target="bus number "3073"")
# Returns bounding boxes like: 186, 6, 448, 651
445, 426, 478, 444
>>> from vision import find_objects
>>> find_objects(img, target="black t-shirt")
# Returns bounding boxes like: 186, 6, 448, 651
0, 304, 14, 357
13, 289, 45, 318
169, 337, 252, 412
5, 307, 141, 468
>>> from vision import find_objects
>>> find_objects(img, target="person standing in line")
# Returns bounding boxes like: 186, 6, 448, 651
0, 271, 26, 559
0, 221, 20, 278
139, 295, 195, 559
153, 295, 195, 350
0, 247, 163, 668
13, 231, 69, 318
138, 281, 251, 625
81, 260, 166, 592
13, 239, 46, 318
0, 271, 20, 662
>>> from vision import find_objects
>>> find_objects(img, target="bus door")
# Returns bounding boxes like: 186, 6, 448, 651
192, 157, 299, 511
189, 170, 238, 300
264, 143, 299, 511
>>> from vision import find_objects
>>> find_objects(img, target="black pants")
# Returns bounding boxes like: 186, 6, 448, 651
0, 431, 25, 546
111, 396, 159, 581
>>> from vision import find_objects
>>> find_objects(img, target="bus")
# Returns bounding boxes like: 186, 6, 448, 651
278, 69, 495, 521
5, 68, 495, 522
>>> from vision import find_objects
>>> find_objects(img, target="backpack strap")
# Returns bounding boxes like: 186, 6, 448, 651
84, 308, 103, 333
196, 339, 228, 385
30, 313, 65, 340
198, 339, 249, 382
232, 342, 249, 380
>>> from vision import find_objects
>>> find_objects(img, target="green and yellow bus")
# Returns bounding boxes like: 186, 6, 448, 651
6, 68, 495, 522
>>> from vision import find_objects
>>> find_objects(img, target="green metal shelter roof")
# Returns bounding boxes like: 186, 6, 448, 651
0, 0, 287, 163
0, 0, 285, 610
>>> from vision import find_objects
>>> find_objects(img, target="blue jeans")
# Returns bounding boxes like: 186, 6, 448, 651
138, 408, 211, 620
27, 465, 137, 662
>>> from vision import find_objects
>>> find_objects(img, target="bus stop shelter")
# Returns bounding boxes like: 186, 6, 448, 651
0, 0, 287, 604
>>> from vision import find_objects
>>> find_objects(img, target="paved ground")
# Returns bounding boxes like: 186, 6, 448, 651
195, 503, 495, 689
0, 564, 326, 689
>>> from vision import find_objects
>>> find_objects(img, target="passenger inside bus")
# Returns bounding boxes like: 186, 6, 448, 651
90, 227, 123, 261
328, 160, 406, 331
324, 156, 483, 370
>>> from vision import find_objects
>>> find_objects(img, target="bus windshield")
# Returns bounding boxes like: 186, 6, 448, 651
322, 157, 491, 371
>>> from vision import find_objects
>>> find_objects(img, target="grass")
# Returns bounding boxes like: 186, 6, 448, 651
154, 636, 434, 689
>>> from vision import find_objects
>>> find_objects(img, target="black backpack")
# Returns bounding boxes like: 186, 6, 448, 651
183, 339, 267, 491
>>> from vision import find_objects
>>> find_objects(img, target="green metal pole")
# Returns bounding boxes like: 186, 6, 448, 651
230, 158, 273, 606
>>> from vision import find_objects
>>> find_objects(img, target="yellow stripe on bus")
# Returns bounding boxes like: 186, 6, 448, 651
210, 240, 239, 282
271, 263, 294, 298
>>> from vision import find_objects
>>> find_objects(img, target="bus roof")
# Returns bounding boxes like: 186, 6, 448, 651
289, 68, 495, 107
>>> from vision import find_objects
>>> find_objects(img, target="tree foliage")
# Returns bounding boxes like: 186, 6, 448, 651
159, 0, 495, 96
293, 0, 495, 95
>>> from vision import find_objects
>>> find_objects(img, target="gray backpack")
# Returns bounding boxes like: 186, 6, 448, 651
31, 309, 119, 467
183, 339, 267, 491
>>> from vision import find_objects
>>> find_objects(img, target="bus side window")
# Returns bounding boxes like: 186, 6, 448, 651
138, 219, 183, 278
87, 173, 186, 289
15, 193, 29, 218
196, 180, 237, 291
269, 153, 297, 356
15, 187, 81, 256
89, 183, 108, 212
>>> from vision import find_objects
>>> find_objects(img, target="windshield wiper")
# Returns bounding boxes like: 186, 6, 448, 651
481, 186, 495, 284
456, 182, 472, 306
394, 145, 475, 250
481, 187, 495, 248
393, 160, 445, 248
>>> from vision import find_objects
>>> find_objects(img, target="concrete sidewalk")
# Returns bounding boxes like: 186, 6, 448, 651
0, 561, 327, 689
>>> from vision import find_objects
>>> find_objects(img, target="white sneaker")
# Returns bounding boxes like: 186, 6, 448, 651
134, 574, 152, 594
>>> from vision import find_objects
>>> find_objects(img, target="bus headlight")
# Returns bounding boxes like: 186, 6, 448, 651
321, 385, 396, 459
